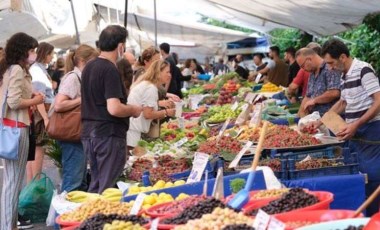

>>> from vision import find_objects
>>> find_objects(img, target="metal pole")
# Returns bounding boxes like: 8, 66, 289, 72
69, 0, 80, 44
124, 0, 128, 28
154, 0, 157, 48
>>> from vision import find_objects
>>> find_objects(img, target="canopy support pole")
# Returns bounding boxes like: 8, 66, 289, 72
124, 0, 128, 28
69, 0, 80, 45
154, 0, 157, 48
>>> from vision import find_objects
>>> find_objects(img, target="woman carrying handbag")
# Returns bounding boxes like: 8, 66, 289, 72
0, 33, 44, 230
127, 60, 176, 153
52, 45, 99, 192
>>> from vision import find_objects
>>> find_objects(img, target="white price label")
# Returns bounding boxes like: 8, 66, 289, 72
186, 152, 209, 184
245, 92, 257, 103
249, 104, 262, 127
255, 73, 263, 84
150, 218, 159, 230
178, 117, 185, 129
229, 141, 254, 168
218, 118, 231, 140
253, 209, 271, 230
174, 137, 188, 148
130, 193, 146, 215
231, 101, 239, 111
268, 216, 286, 230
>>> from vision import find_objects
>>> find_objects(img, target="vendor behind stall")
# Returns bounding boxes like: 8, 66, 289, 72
295, 48, 341, 117
315, 38, 380, 216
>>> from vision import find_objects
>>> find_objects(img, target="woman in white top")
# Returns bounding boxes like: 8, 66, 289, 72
28, 42, 55, 183
181, 58, 197, 89
54, 45, 98, 192
127, 59, 176, 149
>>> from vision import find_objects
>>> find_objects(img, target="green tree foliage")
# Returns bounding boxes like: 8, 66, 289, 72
268, 28, 302, 55
339, 24, 380, 74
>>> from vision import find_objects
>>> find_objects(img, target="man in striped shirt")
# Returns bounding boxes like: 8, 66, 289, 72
320, 38, 380, 216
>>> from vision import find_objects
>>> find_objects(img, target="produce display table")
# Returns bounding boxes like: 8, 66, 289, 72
283, 174, 366, 210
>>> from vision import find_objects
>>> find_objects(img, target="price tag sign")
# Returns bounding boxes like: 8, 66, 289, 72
229, 141, 253, 168
255, 73, 263, 84
130, 193, 146, 215
186, 152, 209, 184
178, 117, 185, 129
253, 209, 271, 230
218, 118, 231, 140
174, 137, 188, 148
268, 216, 286, 230
231, 101, 239, 111
245, 92, 257, 103
150, 218, 159, 230
249, 103, 262, 127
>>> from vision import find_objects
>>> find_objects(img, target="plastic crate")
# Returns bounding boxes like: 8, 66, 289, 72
123, 170, 267, 202
270, 146, 339, 161
223, 157, 288, 180
141, 156, 219, 186
287, 152, 359, 180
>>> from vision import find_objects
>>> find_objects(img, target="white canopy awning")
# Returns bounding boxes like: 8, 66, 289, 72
207, 0, 380, 36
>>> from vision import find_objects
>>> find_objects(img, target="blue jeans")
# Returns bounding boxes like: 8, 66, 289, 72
58, 141, 87, 192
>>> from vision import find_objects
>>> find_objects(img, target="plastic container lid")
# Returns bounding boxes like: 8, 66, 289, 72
243, 191, 334, 216
274, 209, 364, 230
55, 215, 82, 228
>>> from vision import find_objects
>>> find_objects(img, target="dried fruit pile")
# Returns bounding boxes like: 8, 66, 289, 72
60, 199, 132, 222
127, 155, 190, 183
223, 224, 255, 230
295, 158, 344, 170
197, 136, 242, 155
78, 214, 148, 229
252, 188, 290, 199
264, 125, 321, 148
162, 198, 227, 225
259, 159, 282, 172
174, 207, 253, 230
152, 195, 206, 215
247, 188, 319, 216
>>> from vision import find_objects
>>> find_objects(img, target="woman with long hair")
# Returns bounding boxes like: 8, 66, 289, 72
54, 45, 99, 192
127, 60, 176, 150
0, 32, 44, 230
27, 42, 55, 183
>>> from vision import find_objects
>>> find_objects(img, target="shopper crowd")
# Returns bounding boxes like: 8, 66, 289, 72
1, 24, 380, 230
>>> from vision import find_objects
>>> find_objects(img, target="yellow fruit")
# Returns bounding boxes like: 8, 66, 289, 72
128, 186, 140, 194
142, 204, 152, 209
143, 195, 156, 205
174, 180, 186, 186
164, 182, 174, 188
158, 193, 167, 198
140, 187, 148, 192
154, 180, 166, 189
176, 193, 189, 201
146, 186, 154, 191
150, 193, 158, 197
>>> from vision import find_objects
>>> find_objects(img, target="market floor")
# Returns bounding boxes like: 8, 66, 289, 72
0, 157, 61, 229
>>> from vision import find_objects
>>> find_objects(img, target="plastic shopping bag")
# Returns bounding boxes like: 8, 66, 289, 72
298, 111, 330, 135
46, 190, 57, 226
19, 173, 55, 222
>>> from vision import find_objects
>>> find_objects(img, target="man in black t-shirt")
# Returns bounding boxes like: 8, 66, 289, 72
285, 47, 300, 86
159, 43, 183, 98
81, 25, 142, 193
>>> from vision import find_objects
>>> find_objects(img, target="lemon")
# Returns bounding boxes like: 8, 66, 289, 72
143, 195, 156, 205
150, 192, 158, 197
164, 182, 174, 188
140, 187, 148, 192
154, 180, 166, 189
174, 180, 186, 186
158, 193, 167, 198
143, 204, 152, 209
146, 186, 154, 191
128, 186, 140, 194
176, 193, 189, 200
